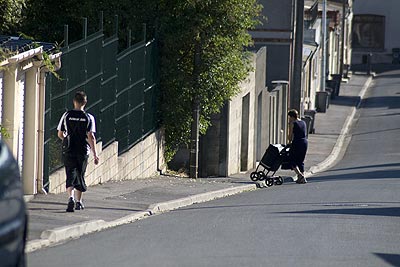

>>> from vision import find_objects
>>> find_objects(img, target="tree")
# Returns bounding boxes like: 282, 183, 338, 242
21, 0, 158, 44
21, 0, 91, 43
157, 0, 262, 174
0, 0, 25, 35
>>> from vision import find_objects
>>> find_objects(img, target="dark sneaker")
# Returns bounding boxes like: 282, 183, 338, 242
75, 201, 85, 210
296, 174, 307, 184
298, 178, 307, 184
66, 197, 75, 212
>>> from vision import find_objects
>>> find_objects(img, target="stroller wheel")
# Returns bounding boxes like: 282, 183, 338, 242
250, 172, 259, 181
258, 171, 266, 181
275, 177, 283, 185
266, 178, 274, 187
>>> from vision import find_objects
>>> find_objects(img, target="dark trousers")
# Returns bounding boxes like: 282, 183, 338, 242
290, 139, 308, 173
64, 154, 89, 192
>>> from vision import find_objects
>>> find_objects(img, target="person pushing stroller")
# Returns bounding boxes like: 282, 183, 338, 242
287, 109, 308, 184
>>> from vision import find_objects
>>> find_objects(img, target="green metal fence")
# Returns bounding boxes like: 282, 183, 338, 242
43, 17, 159, 191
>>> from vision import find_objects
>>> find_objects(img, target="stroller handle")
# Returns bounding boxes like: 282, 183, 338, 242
282, 143, 291, 149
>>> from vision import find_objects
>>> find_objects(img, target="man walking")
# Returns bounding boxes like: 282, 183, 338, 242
57, 91, 99, 212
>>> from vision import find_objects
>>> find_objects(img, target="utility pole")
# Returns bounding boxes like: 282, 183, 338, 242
189, 39, 201, 179
321, 0, 327, 92
292, 0, 304, 111
339, 0, 346, 76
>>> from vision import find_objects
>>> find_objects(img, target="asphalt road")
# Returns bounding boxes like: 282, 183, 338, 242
28, 71, 400, 267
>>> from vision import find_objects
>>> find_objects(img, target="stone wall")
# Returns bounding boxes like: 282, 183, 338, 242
198, 48, 268, 177
48, 129, 165, 194
226, 55, 257, 175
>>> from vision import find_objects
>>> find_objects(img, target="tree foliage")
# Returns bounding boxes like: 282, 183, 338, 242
21, 0, 157, 44
21, 0, 85, 43
0, 0, 25, 35
0, 125, 9, 138
158, 0, 262, 161
3, 0, 262, 164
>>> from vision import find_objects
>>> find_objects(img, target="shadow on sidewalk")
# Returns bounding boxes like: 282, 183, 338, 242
29, 201, 66, 206
330, 95, 361, 107
29, 208, 62, 211
29, 206, 143, 212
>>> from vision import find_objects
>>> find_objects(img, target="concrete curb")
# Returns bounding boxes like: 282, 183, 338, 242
305, 75, 373, 177
40, 219, 106, 243
26, 220, 105, 253
26, 185, 256, 253
102, 211, 150, 229
148, 184, 257, 214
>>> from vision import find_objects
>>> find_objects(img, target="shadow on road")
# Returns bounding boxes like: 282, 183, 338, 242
365, 112, 400, 118
374, 253, 400, 267
326, 163, 400, 172
362, 96, 400, 109
174, 201, 400, 213
311, 168, 400, 184
277, 207, 400, 218
375, 72, 400, 79
352, 127, 400, 136
351, 64, 400, 74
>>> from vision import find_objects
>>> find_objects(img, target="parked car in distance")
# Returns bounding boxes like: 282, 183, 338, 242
0, 140, 27, 266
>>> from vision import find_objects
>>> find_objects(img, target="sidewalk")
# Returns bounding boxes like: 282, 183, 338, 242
26, 74, 372, 252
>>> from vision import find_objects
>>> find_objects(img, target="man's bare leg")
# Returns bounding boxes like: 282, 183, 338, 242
75, 190, 84, 210
66, 186, 75, 212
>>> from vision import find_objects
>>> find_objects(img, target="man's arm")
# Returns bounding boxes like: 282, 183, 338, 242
87, 131, 99, 165
57, 130, 64, 140
57, 112, 67, 140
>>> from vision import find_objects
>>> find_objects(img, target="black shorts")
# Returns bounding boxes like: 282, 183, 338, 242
64, 154, 89, 192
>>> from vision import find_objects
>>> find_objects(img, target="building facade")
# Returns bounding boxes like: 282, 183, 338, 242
0, 36, 61, 195
352, 0, 400, 64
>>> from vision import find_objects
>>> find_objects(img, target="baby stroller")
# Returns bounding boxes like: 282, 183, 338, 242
250, 144, 291, 187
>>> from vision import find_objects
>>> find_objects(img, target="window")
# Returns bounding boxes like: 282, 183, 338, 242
352, 15, 385, 50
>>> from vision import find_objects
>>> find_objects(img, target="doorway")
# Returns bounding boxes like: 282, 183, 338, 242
240, 93, 250, 171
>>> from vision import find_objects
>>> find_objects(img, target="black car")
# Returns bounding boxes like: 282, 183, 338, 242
0, 140, 27, 266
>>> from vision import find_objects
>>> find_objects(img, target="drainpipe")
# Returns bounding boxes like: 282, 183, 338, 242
36, 52, 61, 194
321, 0, 327, 92
36, 66, 47, 194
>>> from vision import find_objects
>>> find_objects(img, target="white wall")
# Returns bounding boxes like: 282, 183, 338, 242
0, 48, 60, 195
353, 0, 400, 63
